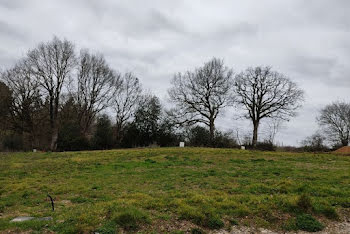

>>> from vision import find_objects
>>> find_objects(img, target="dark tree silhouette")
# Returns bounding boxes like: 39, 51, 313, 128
1, 60, 42, 148
234, 66, 304, 147
168, 58, 234, 143
112, 72, 142, 146
27, 37, 76, 151
318, 101, 350, 147
75, 49, 117, 137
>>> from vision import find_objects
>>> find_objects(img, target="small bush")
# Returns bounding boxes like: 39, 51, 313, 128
2, 133, 23, 151
295, 214, 324, 232
245, 141, 276, 151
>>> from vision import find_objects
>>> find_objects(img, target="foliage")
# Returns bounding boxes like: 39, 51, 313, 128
187, 125, 238, 148
2, 132, 23, 151
301, 132, 329, 152
92, 114, 114, 149
295, 214, 324, 232
245, 141, 276, 151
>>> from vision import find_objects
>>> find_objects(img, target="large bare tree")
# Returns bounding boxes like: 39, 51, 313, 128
168, 58, 234, 143
1, 60, 42, 148
234, 66, 304, 147
111, 72, 142, 145
27, 37, 76, 151
75, 50, 117, 137
318, 101, 350, 147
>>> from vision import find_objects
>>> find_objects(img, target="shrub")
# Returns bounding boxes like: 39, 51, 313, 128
2, 133, 23, 151
295, 214, 324, 232
93, 114, 114, 150
245, 141, 276, 151
187, 125, 238, 148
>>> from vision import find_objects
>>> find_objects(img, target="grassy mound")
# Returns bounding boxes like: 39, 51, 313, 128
0, 147, 349, 232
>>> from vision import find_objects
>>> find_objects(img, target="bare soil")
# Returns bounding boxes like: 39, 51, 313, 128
334, 146, 350, 154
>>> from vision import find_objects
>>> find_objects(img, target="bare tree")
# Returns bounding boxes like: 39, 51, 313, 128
318, 101, 350, 147
1, 60, 42, 148
264, 118, 283, 144
75, 50, 117, 137
27, 36, 76, 151
301, 131, 327, 151
111, 72, 142, 145
168, 58, 234, 143
234, 66, 304, 147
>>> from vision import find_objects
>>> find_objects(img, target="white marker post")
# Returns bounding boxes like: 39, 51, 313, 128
179, 142, 185, 147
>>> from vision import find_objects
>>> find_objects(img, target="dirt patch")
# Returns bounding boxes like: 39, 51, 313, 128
139, 219, 203, 233
334, 146, 350, 154
214, 221, 350, 234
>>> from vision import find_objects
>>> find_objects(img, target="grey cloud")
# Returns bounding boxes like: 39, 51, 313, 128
0, 21, 26, 40
0, 0, 349, 145
288, 56, 337, 80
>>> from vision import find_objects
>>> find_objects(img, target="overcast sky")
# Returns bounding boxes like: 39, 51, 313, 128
0, 0, 349, 146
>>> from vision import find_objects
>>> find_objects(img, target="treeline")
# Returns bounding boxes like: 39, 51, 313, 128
0, 37, 349, 151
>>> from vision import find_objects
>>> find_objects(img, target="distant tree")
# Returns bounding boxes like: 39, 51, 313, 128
75, 50, 117, 137
157, 118, 180, 147
318, 102, 350, 147
0, 81, 12, 129
234, 66, 304, 147
132, 94, 161, 146
27, 36, 76, 151
264, 118, 283, 145
111, 72, 142, 146
57, 97, 89, 151
1, 60, 42, 149
0, 81, 12, 149
168, 58, 234, 144
187, 126, 211, 147
93, 114, 113, 150
301, 132, 328, 152
186, 125, 237, 148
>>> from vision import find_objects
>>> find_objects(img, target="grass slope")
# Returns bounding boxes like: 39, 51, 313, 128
0, 148, 349, 233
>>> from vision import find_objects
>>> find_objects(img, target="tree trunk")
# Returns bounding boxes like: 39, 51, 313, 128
252, 121, 259, 148
209, 119, 215, 147
341, 138, 349, 147
115, 122, 123, 147
50, 124, 58, 151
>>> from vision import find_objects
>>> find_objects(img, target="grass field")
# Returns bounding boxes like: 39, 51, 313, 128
0, 148, 349, 233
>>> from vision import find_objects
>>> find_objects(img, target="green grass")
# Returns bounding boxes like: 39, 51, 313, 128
0, 147, 349, 233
